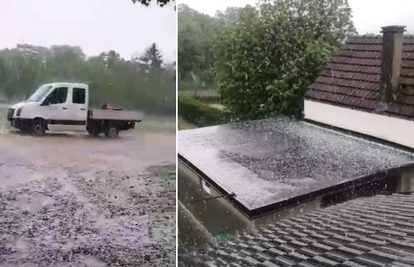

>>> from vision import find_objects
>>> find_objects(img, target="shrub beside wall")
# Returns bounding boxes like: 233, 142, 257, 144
178, 94, 229, 127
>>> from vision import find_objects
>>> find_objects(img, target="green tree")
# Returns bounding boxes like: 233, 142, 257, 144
214, 0, 357, 120
178, 15, 203, 81
0, 44, 176, 115
215, 6, 246, 25
178, 4, 219, 88
139, 43, 164, 68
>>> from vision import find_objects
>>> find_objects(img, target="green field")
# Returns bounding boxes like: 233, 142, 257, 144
136, 116, 176, 133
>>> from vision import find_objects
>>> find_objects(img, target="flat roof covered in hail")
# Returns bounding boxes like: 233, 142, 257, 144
178, 118, 414, 215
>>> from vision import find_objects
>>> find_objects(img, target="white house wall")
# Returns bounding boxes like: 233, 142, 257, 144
304, 100, 414, 149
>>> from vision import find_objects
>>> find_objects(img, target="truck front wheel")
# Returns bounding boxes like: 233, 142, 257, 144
105, 125, 119, 138
32, 119, 46, 136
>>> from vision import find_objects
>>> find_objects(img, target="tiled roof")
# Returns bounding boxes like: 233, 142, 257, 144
182, 193, 414, 266
308, 35, 414, 120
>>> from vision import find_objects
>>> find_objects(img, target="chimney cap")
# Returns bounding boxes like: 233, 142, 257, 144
381, 25, 407, 34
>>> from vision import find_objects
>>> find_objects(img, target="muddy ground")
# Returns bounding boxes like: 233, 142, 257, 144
0, 126, 176, 267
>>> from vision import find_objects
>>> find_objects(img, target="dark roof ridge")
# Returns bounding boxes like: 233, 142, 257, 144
356, 34, 382, 38
351, 34, 414, 38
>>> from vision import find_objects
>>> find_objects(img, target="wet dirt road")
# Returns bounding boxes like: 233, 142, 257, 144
0, 130, 176, 267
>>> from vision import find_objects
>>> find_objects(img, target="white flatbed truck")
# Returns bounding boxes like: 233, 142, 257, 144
6, 82, 144, 138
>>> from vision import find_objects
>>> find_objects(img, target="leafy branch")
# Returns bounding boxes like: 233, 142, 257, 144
131, 0, 171, 7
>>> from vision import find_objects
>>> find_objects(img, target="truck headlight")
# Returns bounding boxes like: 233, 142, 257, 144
16, 107, 23, 116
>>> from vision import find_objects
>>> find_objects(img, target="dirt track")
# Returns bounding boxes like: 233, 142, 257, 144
0, 131, 176, 267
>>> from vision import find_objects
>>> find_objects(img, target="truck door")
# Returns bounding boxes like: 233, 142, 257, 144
66, 86, 88, 132
41, 86, 70, 132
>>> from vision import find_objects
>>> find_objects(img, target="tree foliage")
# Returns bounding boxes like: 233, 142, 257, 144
0, 44, 175, 115
214, 0, 357, 120
177, 4, 219, 87
215, 6, 246, 25
131, 0, 171, 7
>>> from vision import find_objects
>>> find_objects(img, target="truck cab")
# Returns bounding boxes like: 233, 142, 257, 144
8, 82, 89, 134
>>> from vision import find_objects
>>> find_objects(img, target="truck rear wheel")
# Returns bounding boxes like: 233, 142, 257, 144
32, 119, 46, 136
105, 126, 119, 138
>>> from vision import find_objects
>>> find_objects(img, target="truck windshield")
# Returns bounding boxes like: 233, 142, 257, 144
27, 85, 53, 102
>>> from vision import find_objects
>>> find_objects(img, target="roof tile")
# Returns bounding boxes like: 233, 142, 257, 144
308, 35, 414, 120
182, 194, 414, 266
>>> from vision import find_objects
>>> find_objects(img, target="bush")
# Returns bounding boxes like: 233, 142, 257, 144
178, 94, 229, 127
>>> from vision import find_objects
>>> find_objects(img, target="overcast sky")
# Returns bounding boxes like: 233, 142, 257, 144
180, 0, 414, 35
0, 0, 176, 62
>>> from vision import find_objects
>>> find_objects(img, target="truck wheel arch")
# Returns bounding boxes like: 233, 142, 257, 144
33, 117, 45, 122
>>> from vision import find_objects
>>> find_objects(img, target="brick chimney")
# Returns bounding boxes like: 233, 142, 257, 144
380, 26, 406, 103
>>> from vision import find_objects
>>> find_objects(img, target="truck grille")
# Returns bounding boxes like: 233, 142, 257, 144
7, 108, 15, 121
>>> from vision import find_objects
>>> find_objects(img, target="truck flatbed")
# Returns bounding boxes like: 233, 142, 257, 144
89, 109, 144, 121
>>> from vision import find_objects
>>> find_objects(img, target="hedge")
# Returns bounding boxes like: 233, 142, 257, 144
193, 95, 220, 104
178, 94, 230, 127
179, 90, 220, 104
